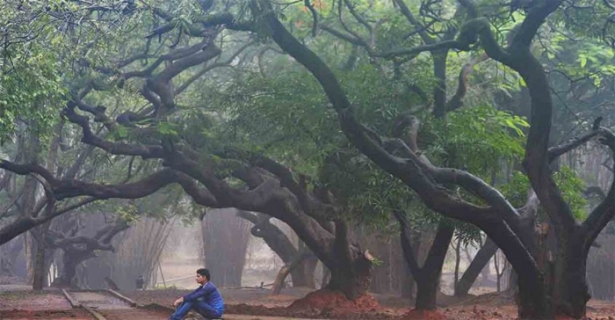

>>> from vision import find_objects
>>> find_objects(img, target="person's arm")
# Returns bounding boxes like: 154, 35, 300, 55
183, 283, 215, 302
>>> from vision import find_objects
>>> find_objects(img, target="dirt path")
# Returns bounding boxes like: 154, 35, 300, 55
69, 291, 133, 310
0, 291, 93, 319
3, 287, 615, 320
0, 288, 323, 320
0, 309, 94, 320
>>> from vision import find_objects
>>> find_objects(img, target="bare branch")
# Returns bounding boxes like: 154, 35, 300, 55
393, 0, 433, 44
342, 0, 371, 33
305, 0, 319, 37
320, 25, 367, 47
548, 125, 609, 162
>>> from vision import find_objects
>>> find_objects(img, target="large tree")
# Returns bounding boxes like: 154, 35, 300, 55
1, 1, 614, 318
252, 0, 615, 318
0, 0, 376, 302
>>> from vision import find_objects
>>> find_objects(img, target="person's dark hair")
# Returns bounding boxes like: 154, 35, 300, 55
196, 268, 210, 281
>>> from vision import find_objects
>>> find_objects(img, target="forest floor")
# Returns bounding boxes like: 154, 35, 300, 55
1, 286, 615, 319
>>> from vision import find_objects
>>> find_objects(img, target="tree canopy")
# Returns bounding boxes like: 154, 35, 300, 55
1, 0, 614, 318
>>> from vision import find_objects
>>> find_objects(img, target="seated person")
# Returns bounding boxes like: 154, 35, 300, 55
169, 268, 224, 320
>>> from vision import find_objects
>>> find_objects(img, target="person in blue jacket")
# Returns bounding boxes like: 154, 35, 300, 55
169, 268, 224, 320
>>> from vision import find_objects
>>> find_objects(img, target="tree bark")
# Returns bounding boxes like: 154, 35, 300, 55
551, 234, 591, 318
24, 232, 37, 285
292, 254, 317, 288
455, 237, 498, 297
327, 255, 372, 300
396, 212, 454, 310
238, 211, 317, 288
453, 237, 461, 290
54, 250, 87, 287
412, 221, 455, 310
32, 223, 51, 290
321, 220, 373, 300
203, 209, 250, 287
272, 250, 313, 295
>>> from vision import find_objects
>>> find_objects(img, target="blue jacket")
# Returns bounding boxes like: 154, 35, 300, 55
183, 282, 224, 313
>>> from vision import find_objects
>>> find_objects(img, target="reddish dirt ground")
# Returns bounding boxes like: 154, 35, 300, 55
124, 288, 615, 320
2, 288, 615, 319
0, 290, 93, 319
0, 291, 72, 311
0, 310, 93, 320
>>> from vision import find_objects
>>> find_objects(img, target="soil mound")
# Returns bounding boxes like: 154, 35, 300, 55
403, 309, 447, 320
288, 288, 380, 312
226, 289, 399, 319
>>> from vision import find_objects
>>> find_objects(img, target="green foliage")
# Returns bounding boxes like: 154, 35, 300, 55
0, 42, 66, 143
554, 167, 588, 220
501, 168, 588, 221
0, 0, 608, 251
423, 105, 528, 175
500, 172, 531, 208
113, 202, 140, 223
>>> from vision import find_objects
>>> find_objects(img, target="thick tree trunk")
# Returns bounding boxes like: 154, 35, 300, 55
516, 271, 551, 319
203, 210, 251, 287
291, 255, 317, 288
24, 231, 37, 285
551, 239, 591, 318
396, 213, 454, 310
415, 276, 440, 310
455, 238, 498, 297
56, 256, 79, 287
32, 223, 51, 290
327, 255, 372, 300
482, 221, 551, 319
413, 222, 454, 310
322, 221, 373, 300
54, 249, 88, 288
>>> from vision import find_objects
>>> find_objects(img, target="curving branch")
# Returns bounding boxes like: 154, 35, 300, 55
121, 41, 217, 80
320, 25, 366, 47
63, 106, 165, 159
458, 0, 479, 19
548, 125, 610, 162
445, 54, 488, 113
304, 0, 319, 37
0, 160, 217, 245
393, 0, 434, 44
393, 210, 420, 275
257, 0, 501, 226
154, 42, 221, 84
582, 128, 615, 251
163, 150, 284, 211
509, 0, 563, 50
236, 211, 302, 264
174, 40, 255, 95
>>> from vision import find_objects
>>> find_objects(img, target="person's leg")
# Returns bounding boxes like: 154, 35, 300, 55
168, 301, 194, 320
193, 300, 223, 319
